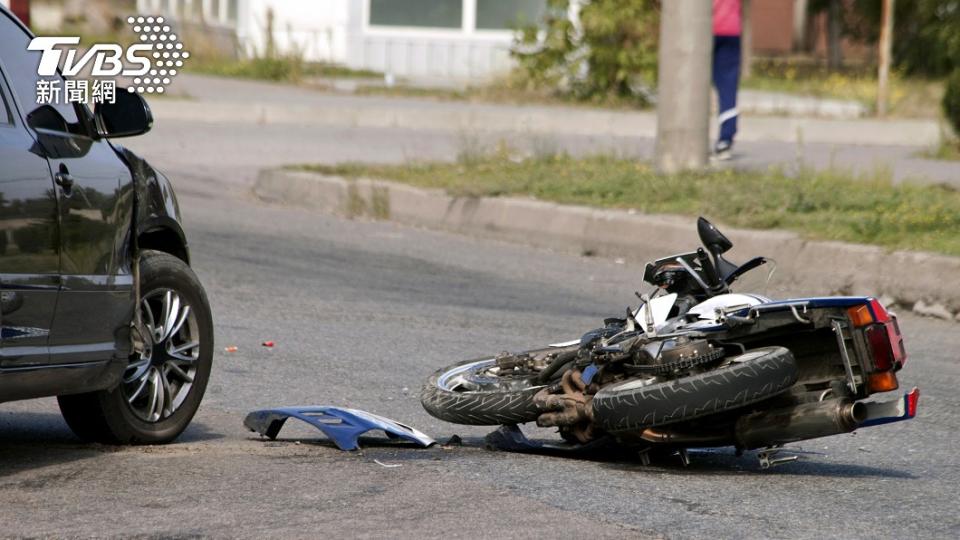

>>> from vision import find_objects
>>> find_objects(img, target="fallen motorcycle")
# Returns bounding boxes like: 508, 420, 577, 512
420, 218, 917, 466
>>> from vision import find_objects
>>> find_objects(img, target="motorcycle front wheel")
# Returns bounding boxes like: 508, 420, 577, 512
421, 353, 554, 426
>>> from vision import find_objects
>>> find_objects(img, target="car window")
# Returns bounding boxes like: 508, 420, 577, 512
0, 10, 80, 128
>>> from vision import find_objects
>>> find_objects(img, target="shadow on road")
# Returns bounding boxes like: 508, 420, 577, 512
0, 411, 225, 478
598, 448, 916, 479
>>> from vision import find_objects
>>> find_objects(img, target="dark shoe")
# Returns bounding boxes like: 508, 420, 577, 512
713, 140, 733, 161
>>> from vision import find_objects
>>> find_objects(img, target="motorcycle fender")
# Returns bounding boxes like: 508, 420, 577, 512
859, 387, 919, 428
244, 406, 436, 451
687, 293, 768, 323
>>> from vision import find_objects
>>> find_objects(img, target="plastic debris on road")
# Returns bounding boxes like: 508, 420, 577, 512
244, 406, 436, 451
224, 346, 238, 353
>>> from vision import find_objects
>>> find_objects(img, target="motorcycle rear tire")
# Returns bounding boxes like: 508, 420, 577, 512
592, 346, 798, 433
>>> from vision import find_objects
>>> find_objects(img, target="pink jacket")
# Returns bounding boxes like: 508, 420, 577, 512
713, 0, 742, 37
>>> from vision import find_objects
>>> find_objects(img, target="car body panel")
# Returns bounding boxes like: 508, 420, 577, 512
0, 5, 190, 402
35, 124, 137, 366
114, 145, 188, 262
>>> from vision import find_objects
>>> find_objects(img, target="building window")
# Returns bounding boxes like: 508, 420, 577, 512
207, 0, 221, 21
475, 0, 546, 30
226, 0, 237, 24
369, 0, 462, 29
189, 0, 203, 19
164, 0, 179, 17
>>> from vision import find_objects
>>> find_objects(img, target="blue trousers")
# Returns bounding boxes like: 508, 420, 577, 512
713, 35, 741, 144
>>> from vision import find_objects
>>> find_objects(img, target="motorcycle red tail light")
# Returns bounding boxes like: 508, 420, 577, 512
868, 298, 891, 323
866, 325, 895, 371
865, 319, 906, 372
887, 316, 906, 367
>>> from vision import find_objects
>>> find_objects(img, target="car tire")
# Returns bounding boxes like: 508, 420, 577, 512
58, 250, 213, 444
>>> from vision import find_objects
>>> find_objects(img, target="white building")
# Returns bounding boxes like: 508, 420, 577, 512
135, 0, 549, 82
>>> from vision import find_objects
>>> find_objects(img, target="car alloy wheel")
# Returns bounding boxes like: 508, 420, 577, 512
124, 288, 201, 422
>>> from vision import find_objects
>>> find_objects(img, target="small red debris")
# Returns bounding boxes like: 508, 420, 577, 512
224, 346, 238, 353
261, 341, 275, 348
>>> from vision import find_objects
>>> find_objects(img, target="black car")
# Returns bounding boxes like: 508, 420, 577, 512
0, 7, 212, 443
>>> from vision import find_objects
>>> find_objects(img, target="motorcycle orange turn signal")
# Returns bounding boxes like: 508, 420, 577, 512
847, 305, 874, 327
868, 371, 899, 392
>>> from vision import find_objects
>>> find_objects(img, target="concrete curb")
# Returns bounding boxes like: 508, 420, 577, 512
738, 89, 868, 119
150, 99, 940, 148
255, 168, 960, 320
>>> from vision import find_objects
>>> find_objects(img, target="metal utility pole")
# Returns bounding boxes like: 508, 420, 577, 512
654, 0, 712, 173
793, 0, 809, 53
877, 0, 895, 117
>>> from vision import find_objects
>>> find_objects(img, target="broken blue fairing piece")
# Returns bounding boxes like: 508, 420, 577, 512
243, 406, 436, 451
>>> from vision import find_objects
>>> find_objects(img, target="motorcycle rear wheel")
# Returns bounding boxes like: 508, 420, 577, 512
592, 346, 798, 433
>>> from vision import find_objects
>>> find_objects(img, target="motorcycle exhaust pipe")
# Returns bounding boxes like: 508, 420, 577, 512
735, 399, 867, 450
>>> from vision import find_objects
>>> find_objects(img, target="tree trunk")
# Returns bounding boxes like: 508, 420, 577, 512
793, 0, 809, 53
827, 0, 843, 71
877, 0, 895, 116
63, 0, 131, 35
654, 0, 712, 173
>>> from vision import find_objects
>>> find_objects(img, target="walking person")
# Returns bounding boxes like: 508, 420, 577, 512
712, 0, 742, 160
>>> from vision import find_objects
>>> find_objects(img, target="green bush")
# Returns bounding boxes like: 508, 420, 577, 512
511, 0, 659, 105
943, 70, 960, 137
850, 0, 960, 77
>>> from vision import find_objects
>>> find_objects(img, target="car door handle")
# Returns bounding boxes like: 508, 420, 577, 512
54, 171, 75, 190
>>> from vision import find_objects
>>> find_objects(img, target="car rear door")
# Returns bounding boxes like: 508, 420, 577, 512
0, 60, 59, 367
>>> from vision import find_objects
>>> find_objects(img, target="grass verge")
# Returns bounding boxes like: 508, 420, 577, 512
353, 81, 648, 110
918, 139, 960, 161
742, 68, 943, 118
187, 56, 380, 83
294, 154, 960, 257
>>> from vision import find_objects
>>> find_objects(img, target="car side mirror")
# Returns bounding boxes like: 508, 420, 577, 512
27, 104, 69, 132
95, 91, 153, 138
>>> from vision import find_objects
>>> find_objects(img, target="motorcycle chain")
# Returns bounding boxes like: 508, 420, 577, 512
629, 347, 726, 376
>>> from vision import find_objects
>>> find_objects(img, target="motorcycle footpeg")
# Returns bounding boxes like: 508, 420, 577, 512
757, 446, 800, 469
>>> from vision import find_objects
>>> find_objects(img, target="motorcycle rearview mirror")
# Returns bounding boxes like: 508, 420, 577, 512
697, 217, 738, 283
643, 262, 657, 284
697, 217, 733, 254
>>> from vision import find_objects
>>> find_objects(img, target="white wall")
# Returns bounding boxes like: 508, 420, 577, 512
351, 0, 514, 82
236, 0, 351, 64
139, 0, 527, 82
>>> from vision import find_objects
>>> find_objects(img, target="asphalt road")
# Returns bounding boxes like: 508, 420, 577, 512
1, 79, 959, 539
